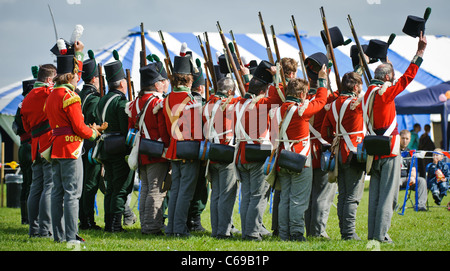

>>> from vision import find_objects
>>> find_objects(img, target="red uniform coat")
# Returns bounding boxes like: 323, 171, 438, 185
162, 86, 203, 160
21, 82, 53, 161
363, 61, 420, 159
308, 90, 338, 169
45, 84, 95, 159
234, 83, 286, 164
126, 92, 170, 164
321, 94, 365, 164
272, 85, 328, 169
203, 93, 241, 164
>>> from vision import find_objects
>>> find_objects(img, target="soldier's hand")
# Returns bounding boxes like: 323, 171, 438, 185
318, 64, 327, 80
99, 122, 108, 132
90, 122, 108, 133
240, 63, 250, 75
74, 40, 84, 53
267, 65, 277, 76
417, 31, 427, 57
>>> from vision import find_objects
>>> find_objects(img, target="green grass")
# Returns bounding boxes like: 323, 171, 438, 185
0, 181, 449, 251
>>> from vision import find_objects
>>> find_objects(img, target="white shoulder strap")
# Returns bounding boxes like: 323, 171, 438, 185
235, 99, 253, 143
102, 94, 120, 123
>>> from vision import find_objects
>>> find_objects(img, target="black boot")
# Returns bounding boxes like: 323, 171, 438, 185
188, 215, 205, 232
87, 214, 102, 230
20, 200, 28, 225
111, 213, 126, 233
79, 216, 90, 230
104, 213, 112, 232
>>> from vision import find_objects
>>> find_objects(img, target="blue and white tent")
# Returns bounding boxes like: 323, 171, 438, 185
1, 26, 449, 146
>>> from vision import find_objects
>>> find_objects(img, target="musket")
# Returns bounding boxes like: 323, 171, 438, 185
203, 32, 219, 92
270, 25, 287, 90
158, 30, 173, 82
320, 6, 341, 91
290, 15, 308, 82
217, 21, 245, 97
229, 30, 243, 66
98, 63, 105, 97
229, 30, 245, 83
347, 14, 372, 83
140, 22, 147, 67
204, 62, 210, 101
258, 11, 275, 64
126, 69, 134, 101
197, 34, 217, 93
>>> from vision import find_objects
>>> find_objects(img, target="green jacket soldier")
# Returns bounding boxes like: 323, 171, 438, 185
96, 51, 132, 232
79, 50, 103, 230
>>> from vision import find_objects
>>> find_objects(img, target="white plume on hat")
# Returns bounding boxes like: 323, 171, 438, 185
241, 55, 249, 66
180, 42, 188, 56
57, 38, 67, 55
70, 24, 84, 44
216, 51, 221, 64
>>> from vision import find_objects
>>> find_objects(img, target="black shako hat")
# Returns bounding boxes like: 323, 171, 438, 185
104, 50, 125, 83
365, 34, 396, 61
218, 53, 240, 74
82, 50, 98, 82
402, 7, 432, 38
248, 60, 258, 75
173, 55, 194, 75
192, 59, 205, 89
22, 79, 36, 97
56, 55, 79, 75
350, 44, 368, 68
320, 26, 351, 48
214, 65, 226, 81
146, 54, 169, 80
304, 52, 328, 81
253, 60, 274, 84
50, 39, 75, 56
140, 63, 165, 88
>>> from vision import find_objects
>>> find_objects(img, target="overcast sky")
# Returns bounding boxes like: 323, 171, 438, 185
0, 0, 448, 87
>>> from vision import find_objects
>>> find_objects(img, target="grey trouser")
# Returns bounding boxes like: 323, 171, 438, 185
400, 176, 427, 209
368, 155, 401, 241
51, 157, 83, 242
278, 166, 313, 240
138, 162, 169, 234
28, 158, 53, 236
337, 161, 365, 239
166, 160, 200, 235
305, 168, 337, 237
237, 161, 269, 239
209, 162, 238, 237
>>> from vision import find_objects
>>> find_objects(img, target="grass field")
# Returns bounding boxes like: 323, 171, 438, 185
0, 181, 449, 252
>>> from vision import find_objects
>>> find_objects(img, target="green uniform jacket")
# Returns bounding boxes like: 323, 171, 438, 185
96, 89, 129, 159
79, 84, 101, 126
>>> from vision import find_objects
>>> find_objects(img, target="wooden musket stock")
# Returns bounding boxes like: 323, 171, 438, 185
217, 21, 245, 97
320, 6, 341, 91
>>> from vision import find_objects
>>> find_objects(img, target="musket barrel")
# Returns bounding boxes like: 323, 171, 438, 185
347, 14, 372, 82
291, 15, 308, 82
217, 21, 246, 97
320, 6, 341, 91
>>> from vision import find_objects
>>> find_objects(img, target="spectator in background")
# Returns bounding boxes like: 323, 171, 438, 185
399, 130, 428, 211
407, 123, 420, 150
418, 124, 435, 178
426, 148, 449, 206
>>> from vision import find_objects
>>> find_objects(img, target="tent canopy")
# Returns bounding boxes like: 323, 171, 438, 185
395, 81, 450, 150
395, 81, 450, 115
1, 27, 448, 146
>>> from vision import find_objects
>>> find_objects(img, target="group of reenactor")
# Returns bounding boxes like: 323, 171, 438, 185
13, 7, 430, 244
